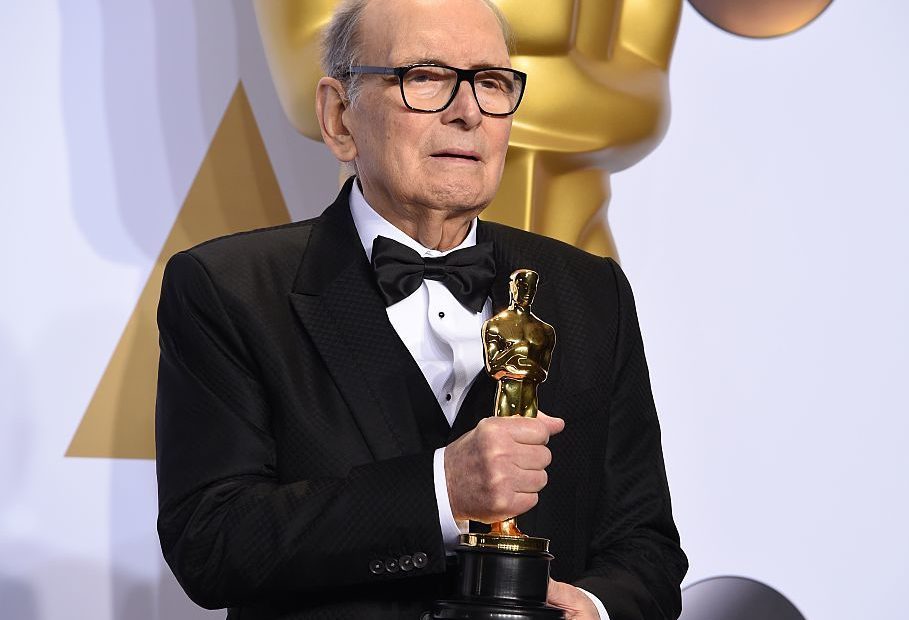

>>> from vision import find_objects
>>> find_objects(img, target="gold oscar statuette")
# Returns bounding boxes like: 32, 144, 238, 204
431, 269, 563, 619
462, 268, 555, 552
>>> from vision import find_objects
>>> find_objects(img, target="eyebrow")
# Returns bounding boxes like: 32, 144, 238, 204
395, 56, 508, 69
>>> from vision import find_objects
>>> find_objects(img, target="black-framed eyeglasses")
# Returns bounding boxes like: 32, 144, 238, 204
345, 63, 527, 117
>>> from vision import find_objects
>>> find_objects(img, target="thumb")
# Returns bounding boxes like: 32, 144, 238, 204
537, 411, 565, 436
546, 578, 576, 609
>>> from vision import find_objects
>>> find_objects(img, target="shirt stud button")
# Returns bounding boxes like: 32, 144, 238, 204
445, 393, 452, 401
438, 311, 445, 318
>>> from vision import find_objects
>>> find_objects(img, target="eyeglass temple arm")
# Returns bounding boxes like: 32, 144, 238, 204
346, 66, 398, 76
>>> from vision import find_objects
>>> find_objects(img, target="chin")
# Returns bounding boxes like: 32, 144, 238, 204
426, 178, 493, 212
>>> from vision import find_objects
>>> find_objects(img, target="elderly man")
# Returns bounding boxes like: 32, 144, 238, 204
155, 0, 687, 618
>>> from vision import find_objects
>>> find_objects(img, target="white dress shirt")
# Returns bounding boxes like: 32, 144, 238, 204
348, 181, 608, 619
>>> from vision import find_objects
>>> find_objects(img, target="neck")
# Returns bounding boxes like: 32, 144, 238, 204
359, 179, 482, 251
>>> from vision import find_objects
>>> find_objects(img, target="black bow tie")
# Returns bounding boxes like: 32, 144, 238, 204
370, 235, 496, 313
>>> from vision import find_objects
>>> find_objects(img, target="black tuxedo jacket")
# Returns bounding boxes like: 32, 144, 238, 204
156, 178, 687, 619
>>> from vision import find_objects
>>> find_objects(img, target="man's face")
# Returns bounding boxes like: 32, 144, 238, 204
345, 0, 513, 216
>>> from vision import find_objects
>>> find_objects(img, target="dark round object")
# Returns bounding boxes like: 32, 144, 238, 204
688, 0, 834, 39
680, 575, 805, 620
431, 598, 564, 619
429, 545, 564, 619
455, 546, 552, 603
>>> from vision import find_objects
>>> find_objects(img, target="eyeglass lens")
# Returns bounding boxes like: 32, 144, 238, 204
401, 66, 523, 115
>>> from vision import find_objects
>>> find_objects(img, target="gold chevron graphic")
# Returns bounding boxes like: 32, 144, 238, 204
67, 82, 290, 459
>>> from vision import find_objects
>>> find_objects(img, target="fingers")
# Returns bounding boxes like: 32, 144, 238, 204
511, 492, 540, 516
547, 578, 600, 618
512, 443, 552, 471
511, 467, 547, 494
504, 413, 565, 445
444, 412, 566, 523
537, 411, 566, 436
546, 578, 573, 608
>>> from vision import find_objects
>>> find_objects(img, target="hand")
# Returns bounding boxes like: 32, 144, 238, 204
547, 579, 600, 619
444, 412, 565, 523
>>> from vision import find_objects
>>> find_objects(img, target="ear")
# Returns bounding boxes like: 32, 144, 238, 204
316, 77, 358, 162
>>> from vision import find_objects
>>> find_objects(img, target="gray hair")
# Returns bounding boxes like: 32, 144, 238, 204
321, 0, 514, 105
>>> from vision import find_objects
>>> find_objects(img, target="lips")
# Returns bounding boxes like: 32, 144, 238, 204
431, 149, 482, 162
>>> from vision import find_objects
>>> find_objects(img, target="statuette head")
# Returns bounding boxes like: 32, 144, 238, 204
509, 269, 538, 310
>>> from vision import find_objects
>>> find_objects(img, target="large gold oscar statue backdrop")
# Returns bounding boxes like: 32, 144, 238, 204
68, 1, 681, 459
254, 0, 682, 257
67, 85, 291, 459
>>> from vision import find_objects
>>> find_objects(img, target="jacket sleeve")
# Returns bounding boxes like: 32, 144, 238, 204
155, 251, 445, 610
572, 258, 688, 620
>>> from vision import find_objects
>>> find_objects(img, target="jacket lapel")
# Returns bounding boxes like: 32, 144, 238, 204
289, 179, 426, 461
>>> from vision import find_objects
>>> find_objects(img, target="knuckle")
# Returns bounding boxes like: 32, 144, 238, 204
517, 493, 539, 514
493, 417, 509, 430
484, 444, 506, 469
477, 418, 498, 437
477, 433, 498, 458
489, 467, 512, 491
491, 493, 510, 515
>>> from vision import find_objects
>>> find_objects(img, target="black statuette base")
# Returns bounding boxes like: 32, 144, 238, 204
428, 544, 565, 619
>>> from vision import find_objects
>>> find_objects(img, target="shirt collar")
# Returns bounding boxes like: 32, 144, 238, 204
348, 177, 478, 262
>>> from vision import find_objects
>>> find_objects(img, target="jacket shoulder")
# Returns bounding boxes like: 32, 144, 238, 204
170, 217, 321, 287
480, 220, 616, 282
188, 217, 319, 262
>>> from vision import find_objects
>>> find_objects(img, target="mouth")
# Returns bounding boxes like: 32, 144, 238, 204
431, 149, 482, 162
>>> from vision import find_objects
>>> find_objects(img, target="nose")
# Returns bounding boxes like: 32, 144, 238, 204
441, 80, 483, 128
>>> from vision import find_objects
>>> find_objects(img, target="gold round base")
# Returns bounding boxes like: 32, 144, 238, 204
458, 532, 550, 554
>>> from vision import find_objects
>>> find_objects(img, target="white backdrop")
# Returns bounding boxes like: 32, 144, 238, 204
1, 1, 906, 618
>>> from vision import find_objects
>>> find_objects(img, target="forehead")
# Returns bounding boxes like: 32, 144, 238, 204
360, 0, 510, 67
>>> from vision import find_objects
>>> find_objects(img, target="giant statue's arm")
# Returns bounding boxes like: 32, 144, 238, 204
253, 0, 334, 140
571, 258, 688, 620
155, 252, 445, 609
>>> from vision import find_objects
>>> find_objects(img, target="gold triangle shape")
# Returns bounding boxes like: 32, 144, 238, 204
67, 82, 290, 459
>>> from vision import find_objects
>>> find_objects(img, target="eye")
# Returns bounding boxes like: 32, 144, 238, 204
476, 71, 515, 93
404, 67, 450, 84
